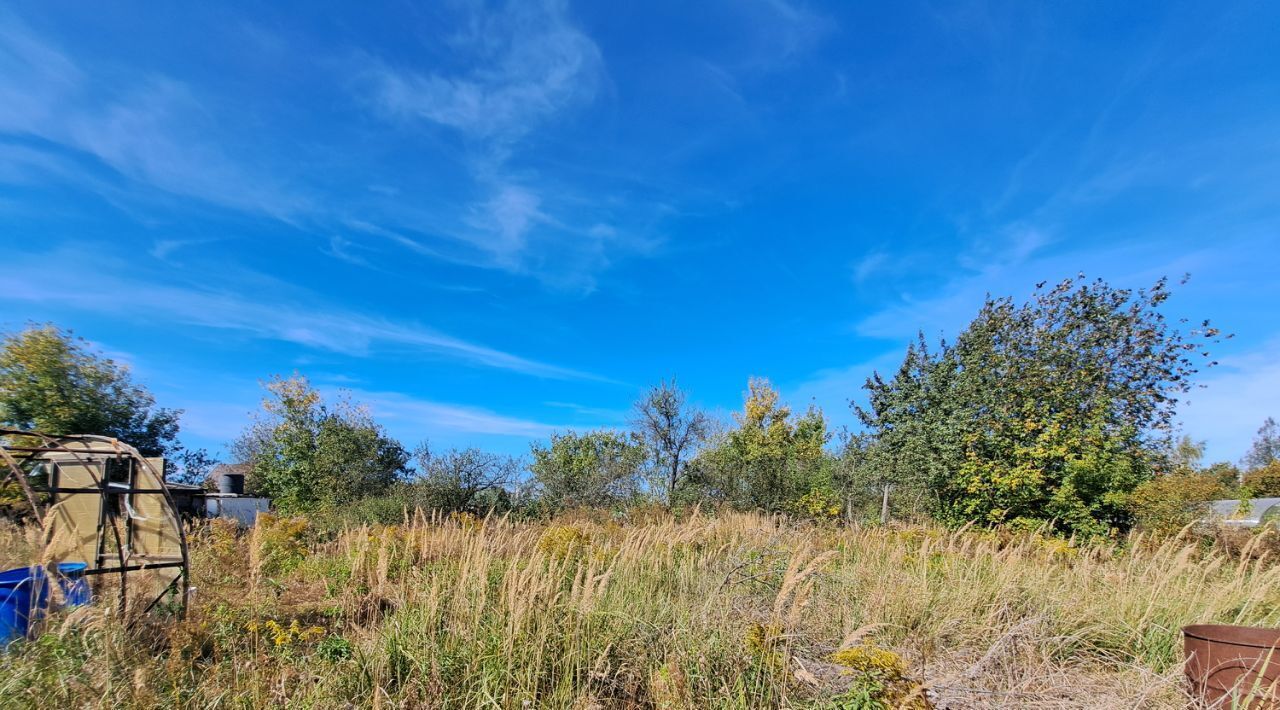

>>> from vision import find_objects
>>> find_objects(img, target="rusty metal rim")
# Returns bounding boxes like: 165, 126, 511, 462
1184, 624, 1280, 648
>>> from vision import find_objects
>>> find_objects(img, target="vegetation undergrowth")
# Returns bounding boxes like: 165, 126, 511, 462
3, 511, 1278, 708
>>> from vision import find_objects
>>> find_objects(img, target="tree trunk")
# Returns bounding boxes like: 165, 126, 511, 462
668, 455, 680, 506
880, 483, 891, 525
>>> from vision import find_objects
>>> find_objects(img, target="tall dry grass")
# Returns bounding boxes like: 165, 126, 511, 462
1, 511, 1278, 708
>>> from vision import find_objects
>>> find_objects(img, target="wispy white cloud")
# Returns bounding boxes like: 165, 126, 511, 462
367, 0, 603, 145
324, 234, 373, 268
0, 18, 309, 219
150, 238, 219, 262
542, 400, 630, 423
352, 388, 566, 439
851, 250, 889, 284
737, 0, 834, 66
0, 6, 657, 291
462, 184, 547, 267
0, 246, 605, 381
356, 0, 644, 291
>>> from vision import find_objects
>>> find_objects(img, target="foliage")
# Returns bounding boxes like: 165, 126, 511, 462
1243, 461, 1280, 498
632, 378, 710, 504
829, 643, 927, 710
695, 378, 829, 512
1166, 434, 1206, 474
830, 644, 908, 677
232, 375, 408, 512
0, 324, 181, 455
832, 431, 934, 524
858, 275, 1223, 535
1128, 473, 1234, 534
1202, 461, 1242, 489
410, 445, 519, 514
250, 512, 311, 576
786, 485, 843, 521
853, 338, 955, 521
169, 447, 219, 486
529, 429, 644, 509
1244, 417, 1280, 471
535, 524, 590, 558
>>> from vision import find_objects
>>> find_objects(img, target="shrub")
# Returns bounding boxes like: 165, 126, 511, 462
830, 643, 928, 709
536, 524, 589, 558
251, 513, 310, 576
787, 486, 843, 521
1128, 473, 1233, 534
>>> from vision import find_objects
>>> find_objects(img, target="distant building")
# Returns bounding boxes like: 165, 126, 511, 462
169, 463, 269, 526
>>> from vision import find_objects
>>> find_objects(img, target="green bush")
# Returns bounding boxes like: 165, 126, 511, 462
1128, 473, 1233, 534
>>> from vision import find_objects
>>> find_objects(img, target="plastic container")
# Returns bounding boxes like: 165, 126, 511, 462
0, 563, 92, 645
1184, 624, 1280, 707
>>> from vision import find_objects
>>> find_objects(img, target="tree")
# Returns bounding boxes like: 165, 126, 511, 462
1128, 472, 1233, 535
697, 378, 829, 512
1243, 417, 1280, 471
632, 379, 709, 505
854, 335, 955, 521
412, 445, 519, 513
1168, 435, 1206, 474
233, 375, 408, 512
832, 431, 930, 524
858, 275, 1224, 535
530, 430, 644, 509
170, 447, 218, 487
1243, 461, 1280, 497
0, 324, 181, 455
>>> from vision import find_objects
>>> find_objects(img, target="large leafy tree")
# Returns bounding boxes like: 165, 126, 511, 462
530, 429, 644, 509
859, 276, 1223, 535
233, 375, 408, 511
698, 378, 828, 512
0, 324, 181, 456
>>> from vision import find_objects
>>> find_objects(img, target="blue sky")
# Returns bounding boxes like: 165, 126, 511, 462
1, 1, 1277, 464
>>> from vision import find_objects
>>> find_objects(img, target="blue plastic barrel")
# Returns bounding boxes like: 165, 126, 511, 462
0, 563, 92, 645
0, 566, 46, 645
56, 563, 90, 607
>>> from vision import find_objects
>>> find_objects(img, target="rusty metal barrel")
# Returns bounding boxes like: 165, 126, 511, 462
1184, 624, 1280, 707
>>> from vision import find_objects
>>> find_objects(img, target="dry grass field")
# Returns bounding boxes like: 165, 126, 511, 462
2, 511, 1279, 708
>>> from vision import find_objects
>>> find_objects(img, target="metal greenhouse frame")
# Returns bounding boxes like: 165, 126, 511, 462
0, 429, 190, 617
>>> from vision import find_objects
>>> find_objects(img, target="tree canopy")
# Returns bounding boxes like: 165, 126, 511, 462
0, 324, 181, 456
631, 379, 709, 504
857, 276, 1223, 535
696, 378, 828, 512
233, 375, 408, 512
529, 429, 644, 509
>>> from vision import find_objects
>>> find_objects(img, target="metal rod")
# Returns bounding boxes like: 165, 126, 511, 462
82, 562, 186, 575
34, 487, 191, 494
